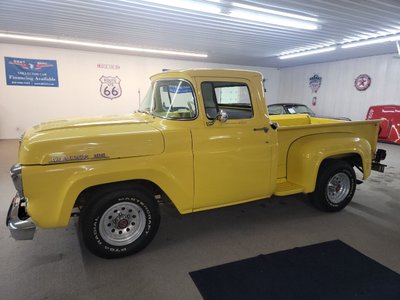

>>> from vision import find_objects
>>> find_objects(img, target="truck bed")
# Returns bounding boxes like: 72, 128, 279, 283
270, 114, 381, 182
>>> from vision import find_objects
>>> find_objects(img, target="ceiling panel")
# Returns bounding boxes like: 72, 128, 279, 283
1, 0, 400, 68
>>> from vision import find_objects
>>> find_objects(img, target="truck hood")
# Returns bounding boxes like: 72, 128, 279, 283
19, 113, 164, 165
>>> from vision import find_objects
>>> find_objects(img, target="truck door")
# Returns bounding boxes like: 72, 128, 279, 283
191, 78, 276, 210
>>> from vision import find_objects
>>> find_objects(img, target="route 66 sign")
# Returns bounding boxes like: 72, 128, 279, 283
99, 76, 122, 99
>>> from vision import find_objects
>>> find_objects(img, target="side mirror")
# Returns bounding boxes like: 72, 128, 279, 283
217, 110, 228, 123
207, 109, 229, 126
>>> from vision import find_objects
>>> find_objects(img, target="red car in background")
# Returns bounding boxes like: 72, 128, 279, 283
366, 105, 400, 144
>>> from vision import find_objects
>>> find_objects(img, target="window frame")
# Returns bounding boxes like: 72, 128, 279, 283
149, 78, 199, 121
200, 81, 254, 120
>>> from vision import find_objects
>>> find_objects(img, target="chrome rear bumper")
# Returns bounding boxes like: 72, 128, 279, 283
372, 148, 387, 173
6, 194, 36, 240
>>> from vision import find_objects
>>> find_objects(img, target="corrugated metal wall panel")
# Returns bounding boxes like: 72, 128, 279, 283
278, 53, 400, 120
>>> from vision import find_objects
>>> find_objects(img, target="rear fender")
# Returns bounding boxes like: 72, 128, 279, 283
287, 133, 372, 193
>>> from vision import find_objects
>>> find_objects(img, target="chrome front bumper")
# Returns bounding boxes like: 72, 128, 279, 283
6, 194, 36, 240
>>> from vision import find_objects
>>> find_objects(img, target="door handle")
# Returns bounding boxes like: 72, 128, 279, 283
253, 127, 269, 133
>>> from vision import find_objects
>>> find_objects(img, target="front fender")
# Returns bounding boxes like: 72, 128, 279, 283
23, 154, 193, 228
286, 133, 372, 193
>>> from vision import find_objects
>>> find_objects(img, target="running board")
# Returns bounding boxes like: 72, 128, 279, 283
274, 181, 304, 196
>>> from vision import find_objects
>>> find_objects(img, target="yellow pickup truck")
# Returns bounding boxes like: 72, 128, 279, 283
7, 69, 386, 258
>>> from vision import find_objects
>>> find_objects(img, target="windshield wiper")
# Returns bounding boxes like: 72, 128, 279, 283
137, 109, 151, 115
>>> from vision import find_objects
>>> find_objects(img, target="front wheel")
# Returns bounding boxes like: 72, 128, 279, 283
80, 188, 160, 259
310, 160, 356, 212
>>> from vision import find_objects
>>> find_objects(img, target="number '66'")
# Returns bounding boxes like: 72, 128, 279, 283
103, 86, 119, 96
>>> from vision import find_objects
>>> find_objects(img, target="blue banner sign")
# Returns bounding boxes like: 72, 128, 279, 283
163, 85, 193, 94
4, 57, 59, 87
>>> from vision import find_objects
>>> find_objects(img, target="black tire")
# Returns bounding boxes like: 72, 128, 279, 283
80, 188, 160, 259
310, 160, 356, 212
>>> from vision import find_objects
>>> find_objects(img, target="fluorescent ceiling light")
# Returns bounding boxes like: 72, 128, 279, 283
142, 0, 318, 30
231, 2, 318, 22
279, 46, 336, 59
0, 33, 208, 58
142, 0, 221, 14
342, 34, 400, 49
230, 10, 318, 30
396, 40, 400, 56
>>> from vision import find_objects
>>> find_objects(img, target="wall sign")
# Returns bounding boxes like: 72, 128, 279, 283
312, 96, 317, 106
99, 76, 122, 99
354, 74, 371, 91
97, 63, 120, 70
309, 74, 322, 93
164, 85, 192, 94
4, 56, 59, 87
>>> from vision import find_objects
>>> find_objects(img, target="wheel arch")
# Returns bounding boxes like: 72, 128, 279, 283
286, 133, 372, 193
75, 179, 167, 209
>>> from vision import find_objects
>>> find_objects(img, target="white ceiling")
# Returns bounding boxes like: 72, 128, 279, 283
1, 0, 400, 68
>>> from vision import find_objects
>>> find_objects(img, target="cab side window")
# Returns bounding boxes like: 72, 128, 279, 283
201, 82, 253, 119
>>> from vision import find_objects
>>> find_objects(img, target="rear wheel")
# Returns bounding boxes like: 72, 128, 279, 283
310, 160, 356, 212
80, 188, 160, 258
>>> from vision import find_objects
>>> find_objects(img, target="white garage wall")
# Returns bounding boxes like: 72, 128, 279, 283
0, 43, 279, 139
278, 54, 400, 120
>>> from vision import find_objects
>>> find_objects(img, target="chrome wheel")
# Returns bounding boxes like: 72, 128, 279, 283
99, 201, 146, 246
327, 172, 351, 204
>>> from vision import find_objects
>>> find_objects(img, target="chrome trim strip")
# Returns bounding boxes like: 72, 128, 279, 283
10, 164, 24, 197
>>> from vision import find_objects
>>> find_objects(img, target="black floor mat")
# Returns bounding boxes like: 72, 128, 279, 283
190, 240, 400, 300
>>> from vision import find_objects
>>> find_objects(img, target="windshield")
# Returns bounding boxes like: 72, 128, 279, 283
286, 104, 315, 115
139, 79, 197, 120
268, 105, 286, 115
268, 104, 315, 116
